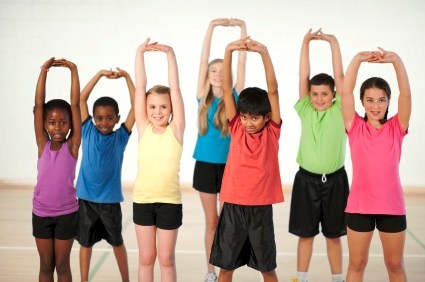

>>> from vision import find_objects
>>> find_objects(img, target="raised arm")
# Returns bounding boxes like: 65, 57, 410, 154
375, 48, 411, 131
223, 38, 248, 121
342, 51, 376, 131
34, 57, 57, 155
61, 59, 81, 159
318, 31, 344, 95
197, 18, 232, 99
299, 29, 321, 100
116, 68, 136, 131
80, 69, 118, 121
247, 39, 281, 124
153, 44, 185, 145
232, 19, 247, 94
134, 38, 156, 140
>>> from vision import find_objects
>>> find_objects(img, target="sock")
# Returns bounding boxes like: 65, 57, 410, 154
332, 273, 344, 282
297, 271, 308, 281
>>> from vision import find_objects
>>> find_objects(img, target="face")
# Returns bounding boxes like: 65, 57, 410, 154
93, 106, 120, 134
208, 62, 223, 88
240, 112, 270, 134
44, 109, 71, 142
361, 87, 389, 122
146, 93, 172, 127
309, 84, 335, 111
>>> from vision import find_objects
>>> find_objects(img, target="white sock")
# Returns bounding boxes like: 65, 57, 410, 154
332, 273, 344, 282
297, 271, 308, 281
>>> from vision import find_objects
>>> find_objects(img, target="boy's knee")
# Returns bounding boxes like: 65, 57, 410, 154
219, 268, 234, 277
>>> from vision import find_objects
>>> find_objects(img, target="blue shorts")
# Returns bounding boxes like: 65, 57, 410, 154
209, 203, 277, 272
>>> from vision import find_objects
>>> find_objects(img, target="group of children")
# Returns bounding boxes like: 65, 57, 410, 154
32, 18, 411, 282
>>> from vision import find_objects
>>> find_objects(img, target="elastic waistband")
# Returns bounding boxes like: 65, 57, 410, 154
299, 166, 346, 183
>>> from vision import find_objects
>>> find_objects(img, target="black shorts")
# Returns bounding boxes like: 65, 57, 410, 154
209, 203, 277, 272
289, 166, 349, 238
76, 199, 123, 247
193, 161, 226, 194
32, 211, 79, 240
133, 202, 182, 230
346, 213, 407, 233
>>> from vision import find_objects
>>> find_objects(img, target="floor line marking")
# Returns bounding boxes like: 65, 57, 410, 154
406, 228, 425, 250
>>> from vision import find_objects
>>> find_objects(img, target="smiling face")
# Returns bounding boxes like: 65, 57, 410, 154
44, 109, 71, 143
361, 87, 389, 124
309, 84, 335, 111
146, 92, 172, 127
208, 62, 223, 89
93, 105, 120, 134
240, 112, 270, 134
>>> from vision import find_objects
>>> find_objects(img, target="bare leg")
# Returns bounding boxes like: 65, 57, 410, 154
218, 269, 234, 282
54, 238, 74, 282
199, 192, 219, 273
325, 237, 343, 274
35, 238, 55, 282
113, 244, 130, 282
379, 230, 407, 281
135, 225, 157, 282
157, 228, 179, 282
79, 245, 92, 282
297, 237, 314, 272
261, 270, 278, 282
346, 227, 373, 282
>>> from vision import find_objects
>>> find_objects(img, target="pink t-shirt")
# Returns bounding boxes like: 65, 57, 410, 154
345, 113, 407, 215
219, 113, 284, 205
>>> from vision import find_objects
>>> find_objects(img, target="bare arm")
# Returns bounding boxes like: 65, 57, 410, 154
318, 31, 344, 95
197, 18, 232, 99
116, 68, 136, 131
299, 29, 321, 100
375, 48, 411, 131
34, 57, 57, 156
232, 19, 247, 94
247, 39, 280, 124
223, 39, 248, 121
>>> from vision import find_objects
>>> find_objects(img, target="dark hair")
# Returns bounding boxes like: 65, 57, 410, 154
309, 73, 335, 92
360, 77, 391, 124
43, 99, 71, 120
93, 97, 119, 116
237, 87, 271, 117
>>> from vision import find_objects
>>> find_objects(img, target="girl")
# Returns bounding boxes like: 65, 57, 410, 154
133, 39, 185, 282
341, 48, 411, 282
33, 57, 81, 282
193, 18, 246, 282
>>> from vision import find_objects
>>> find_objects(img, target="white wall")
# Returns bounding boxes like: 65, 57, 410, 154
1, 0, 424, 187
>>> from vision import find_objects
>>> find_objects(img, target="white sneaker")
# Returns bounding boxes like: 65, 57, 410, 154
204, 272, 217, 282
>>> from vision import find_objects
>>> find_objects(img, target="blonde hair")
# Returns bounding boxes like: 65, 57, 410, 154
198, 59, 228, 137
146, 85, 172, 121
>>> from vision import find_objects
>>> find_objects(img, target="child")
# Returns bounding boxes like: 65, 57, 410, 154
341, 48, 411, 281
33, 57, 81, 281
133, 38, 185, 282
75, 67, 135, 282
209, 37, 283, 282
193, 17, 247, 282
289, 29, 349, 282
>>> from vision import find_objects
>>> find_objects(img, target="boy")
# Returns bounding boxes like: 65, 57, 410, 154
209, 37, 283, 282
289, 29, 349, 282
76, 68, 135, 282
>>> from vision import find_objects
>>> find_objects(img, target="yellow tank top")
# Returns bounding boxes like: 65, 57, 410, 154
133, 124, 182, 204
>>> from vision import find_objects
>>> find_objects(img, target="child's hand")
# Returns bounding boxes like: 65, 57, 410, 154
355, 51, 380, 63
211, 18, 233, 27
55, 58, 77, 70
137, 38, 159, 53
303, 28, 321, 43
226, 36, 249, 52
116, 67, 128, 78
151, 44, 173, 54
245, 38, 268, 53
229, 18, 245, 27
99, 69, 117, 78
316, 30, 336, 42
372, 47, 400, 64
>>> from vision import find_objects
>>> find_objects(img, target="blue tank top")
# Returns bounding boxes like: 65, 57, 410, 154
33, 141, 78, 217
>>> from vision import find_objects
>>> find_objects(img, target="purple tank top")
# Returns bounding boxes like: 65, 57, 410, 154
33, 141, 78, 217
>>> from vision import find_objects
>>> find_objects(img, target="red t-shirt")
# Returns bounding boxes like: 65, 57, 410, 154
219, 113, 284, 205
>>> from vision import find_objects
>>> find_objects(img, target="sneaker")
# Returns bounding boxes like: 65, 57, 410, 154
204, 272, 217, 282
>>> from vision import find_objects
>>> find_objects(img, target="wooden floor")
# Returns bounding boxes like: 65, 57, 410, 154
0, 182, 424, 282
